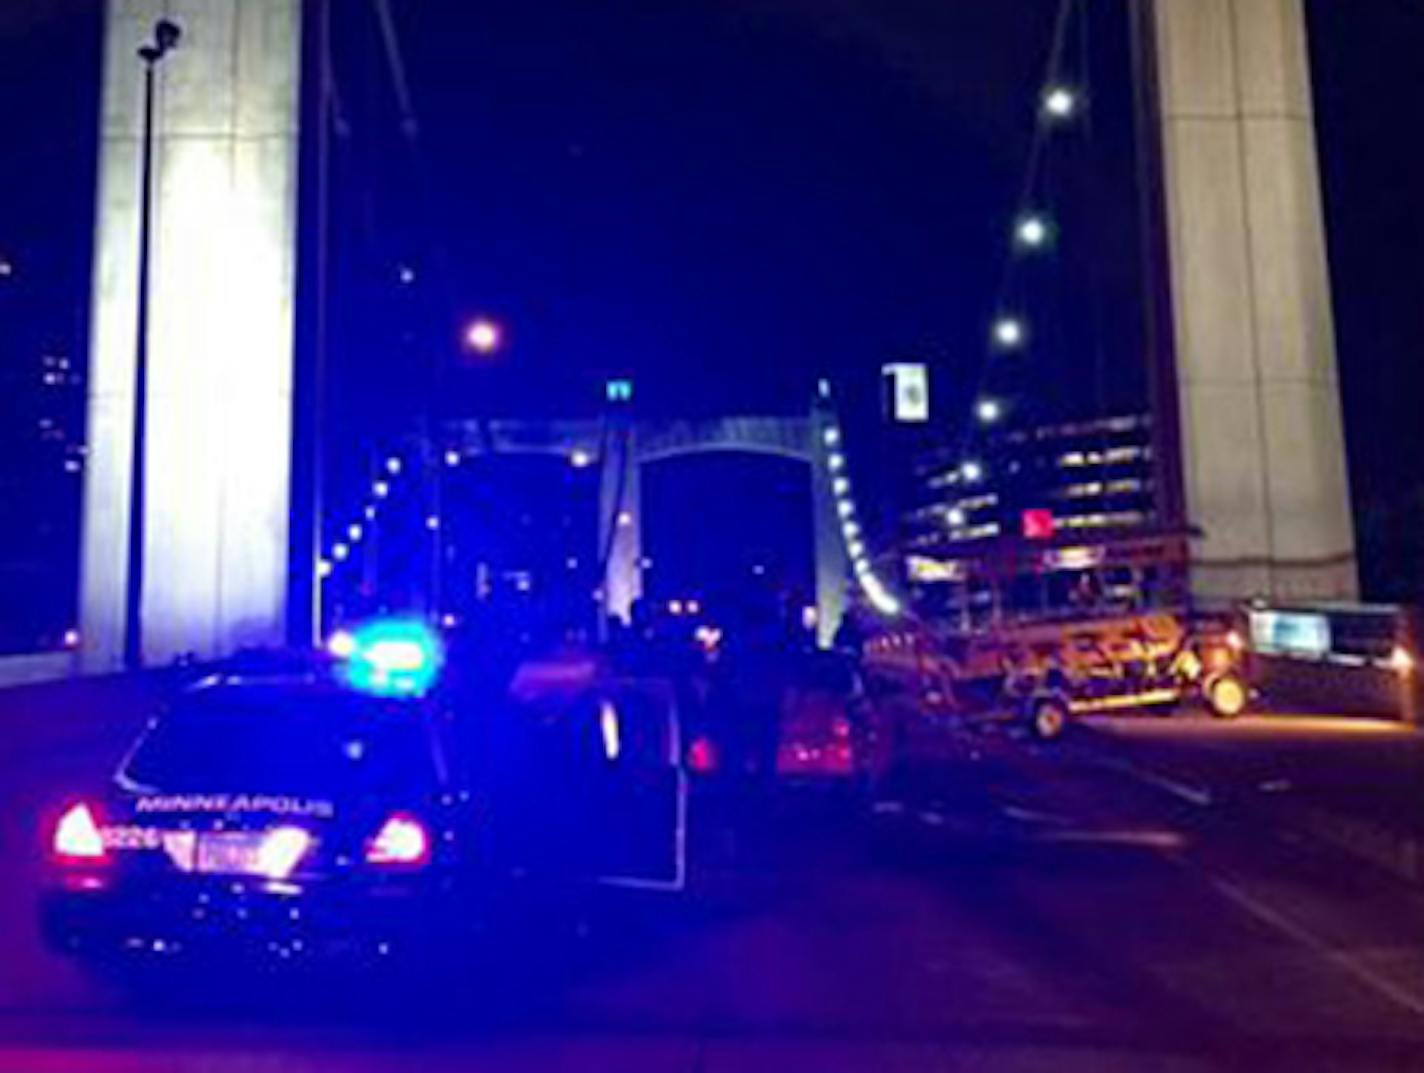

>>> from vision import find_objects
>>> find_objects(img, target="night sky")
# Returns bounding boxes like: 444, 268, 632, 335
328, 0, 1144, 428
2, 1, 1424, 606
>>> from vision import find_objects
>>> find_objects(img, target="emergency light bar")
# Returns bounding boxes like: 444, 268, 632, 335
330, 618, 444, 697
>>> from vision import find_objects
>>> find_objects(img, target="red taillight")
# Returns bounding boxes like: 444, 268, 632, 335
687, 737, 718, 774
365, 812, 430, 869
52, 802, 108, 865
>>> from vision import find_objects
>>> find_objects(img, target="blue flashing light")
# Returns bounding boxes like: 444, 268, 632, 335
336, 618, 444, 698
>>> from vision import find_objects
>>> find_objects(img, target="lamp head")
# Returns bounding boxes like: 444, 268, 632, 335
155, 19, 182, 53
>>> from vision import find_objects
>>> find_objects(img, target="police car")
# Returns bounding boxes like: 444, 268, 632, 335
40, 620, 688, 964
40, 622, 472, 962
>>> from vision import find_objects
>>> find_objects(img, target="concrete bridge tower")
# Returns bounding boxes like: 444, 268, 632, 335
1147, 0, 1356, 602
81, 0, 302, 669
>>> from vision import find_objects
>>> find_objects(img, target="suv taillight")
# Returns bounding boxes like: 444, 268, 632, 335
52, 802, 108, 864
364, 812, 430, 869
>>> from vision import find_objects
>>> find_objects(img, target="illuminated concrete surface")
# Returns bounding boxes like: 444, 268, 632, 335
81, 0, 301, 670
1083, 711, 1416, 741
1076, 708, 1424, 881
599, 418, 644, 624
1152, 0, 1356, 602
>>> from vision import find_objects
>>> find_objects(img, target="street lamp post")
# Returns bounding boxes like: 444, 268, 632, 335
431, 316, 502, 616
123, 18, 181, 670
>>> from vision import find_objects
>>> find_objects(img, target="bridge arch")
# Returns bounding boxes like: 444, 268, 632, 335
634, 417, 814, 466
445, 411, 849, 645
621, 416, 845, 644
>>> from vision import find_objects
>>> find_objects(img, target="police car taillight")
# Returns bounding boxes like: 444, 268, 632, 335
365, 812, 430, 868
687, 737, 718, 774
53, 802, 108, 864
256, 826, 313, 881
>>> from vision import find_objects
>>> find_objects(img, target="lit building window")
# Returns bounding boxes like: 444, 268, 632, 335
953, 494, 999, 511
1103, 446, 1146, 464
1057, 510, 1149, 530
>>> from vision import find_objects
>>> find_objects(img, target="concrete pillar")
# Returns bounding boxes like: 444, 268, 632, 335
599, 425, 642, 625
810, 416, 848, 648
81, 0, 301, 669
1150, 0, 1356, 604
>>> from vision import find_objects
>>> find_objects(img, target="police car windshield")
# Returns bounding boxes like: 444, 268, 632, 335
121, 686, 435, 796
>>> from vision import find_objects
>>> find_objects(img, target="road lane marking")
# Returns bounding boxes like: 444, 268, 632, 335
1088, 755, 1215, 808
1036, 829, 1187, 850
999, 805, 1067, 825
1208, 875, 1424, 1019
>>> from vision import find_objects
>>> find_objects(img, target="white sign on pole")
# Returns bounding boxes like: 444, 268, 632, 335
883, 363, 929, 423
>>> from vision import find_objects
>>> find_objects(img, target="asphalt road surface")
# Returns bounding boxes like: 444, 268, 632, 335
1, 678, 1422, 1071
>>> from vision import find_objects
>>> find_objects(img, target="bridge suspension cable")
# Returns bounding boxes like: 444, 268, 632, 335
818, 386, 901, 619
952, 0, 1096, 487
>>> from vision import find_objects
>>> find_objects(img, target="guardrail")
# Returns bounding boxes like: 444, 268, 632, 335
0, 651, 76, 689
1242, 603, 1421, 724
